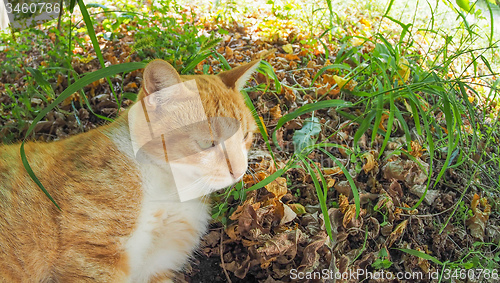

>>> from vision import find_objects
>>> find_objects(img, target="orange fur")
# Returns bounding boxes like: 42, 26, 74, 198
0, 59, 259, 282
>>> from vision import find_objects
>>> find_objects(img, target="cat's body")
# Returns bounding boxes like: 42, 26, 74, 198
0, 60, 259, 282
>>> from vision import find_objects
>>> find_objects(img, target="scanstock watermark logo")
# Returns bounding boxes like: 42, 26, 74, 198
0, 0, 61, 30
128, 80, 244, 203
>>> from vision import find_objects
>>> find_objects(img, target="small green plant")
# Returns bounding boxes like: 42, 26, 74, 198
211, 180, 245, 226
372, 248, 393, 269
455, 200, 473, 223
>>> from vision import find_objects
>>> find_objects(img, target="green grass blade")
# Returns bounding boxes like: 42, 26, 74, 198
300, 156, 333, 241
26, 68, 55, 100
213, 51, 231, 71
241, 90, 277, 168
78, 0, 121, 111
316, 146, 360, 217
245, 168, 287, 192
394, 107, 411, 151
311, 64, 351, 85
258, 61, 282, 94
181, 52, 212, 74
408, 98, 422, 135
383, 0, 395, 16
353, 110, 376, 152
20, 143, 61, 210
397, 248, 443, 265
378, 92, 395, 158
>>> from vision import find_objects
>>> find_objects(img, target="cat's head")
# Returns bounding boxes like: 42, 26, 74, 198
129, 59, 258, 199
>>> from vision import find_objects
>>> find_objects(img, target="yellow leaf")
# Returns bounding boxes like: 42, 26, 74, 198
333, 75, 357, 91
79, 54, 95, 64
360, 18, 371, 29
326, 178, 336, 188
333, 75, 348, 88
282, 44, 294, 54
395, 57, 410, 85
351, 37, 364, 46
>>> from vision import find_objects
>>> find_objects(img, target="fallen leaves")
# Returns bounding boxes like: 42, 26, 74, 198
223, 189, 331, 279
466, 194, 491, 240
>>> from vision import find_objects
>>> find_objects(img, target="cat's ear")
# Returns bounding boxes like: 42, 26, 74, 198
218, 60, 261, 90
140, 59, 182, 100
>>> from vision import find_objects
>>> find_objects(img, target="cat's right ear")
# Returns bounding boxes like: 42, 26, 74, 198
140, 59, 182, 105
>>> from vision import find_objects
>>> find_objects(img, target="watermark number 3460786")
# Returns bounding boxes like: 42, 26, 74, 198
5, 2, 60, 15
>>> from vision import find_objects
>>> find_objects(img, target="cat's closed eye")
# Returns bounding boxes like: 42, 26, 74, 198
196, 139, 215, 149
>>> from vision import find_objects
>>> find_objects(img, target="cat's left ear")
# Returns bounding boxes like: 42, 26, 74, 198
140, 59, 182, 99
218, 59, 261, 90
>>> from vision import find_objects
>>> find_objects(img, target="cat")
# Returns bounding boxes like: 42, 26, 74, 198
0, 58, 259, 282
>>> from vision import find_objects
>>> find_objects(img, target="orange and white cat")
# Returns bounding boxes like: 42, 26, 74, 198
0, 59, 259, 282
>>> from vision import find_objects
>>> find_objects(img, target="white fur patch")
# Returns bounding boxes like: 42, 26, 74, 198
108, 125, 211, 282
124, 166, 211, 282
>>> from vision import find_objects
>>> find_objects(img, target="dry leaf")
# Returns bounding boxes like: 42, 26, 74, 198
285, 54, 300, 61
387, 219, 408, 247
409, 140, 425, 158
225, 46, 234, 58
61, 93, 80, 107
339, 194, 349, 214
265, 177, 288, 199
269, 104, 282, 120
280, 204, 297, 225
467, 194, 491, 240
326, 178, 335, 188
323, 167, 342, 175
298, 235, 328, 271
288, 203, 306, 215
382, 159, 408, 181
224, 255, 252, 279
416, 247, 430, 273
378, 113, 389, 131
361, 151, 376, 173
343, 204, 357, 228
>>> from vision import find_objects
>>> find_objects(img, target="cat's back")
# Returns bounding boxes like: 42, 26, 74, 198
0, 126, 142, 282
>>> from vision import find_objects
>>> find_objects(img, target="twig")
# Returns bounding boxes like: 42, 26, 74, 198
220, 228, 232, 283
399, 203, 455, 218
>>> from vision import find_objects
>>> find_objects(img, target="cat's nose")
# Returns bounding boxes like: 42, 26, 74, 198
227, 158, 245, 180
